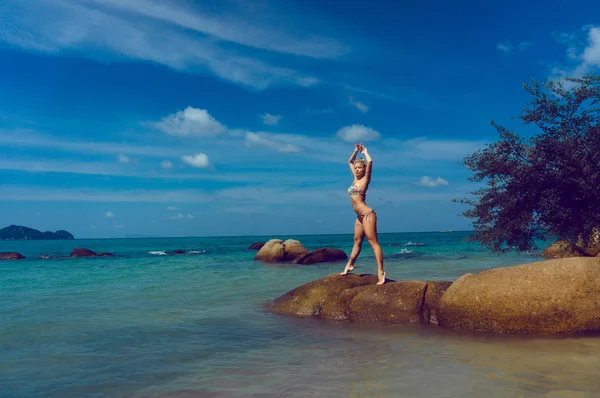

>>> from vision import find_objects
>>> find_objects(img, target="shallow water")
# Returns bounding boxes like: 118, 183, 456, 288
2, 232, 598, 397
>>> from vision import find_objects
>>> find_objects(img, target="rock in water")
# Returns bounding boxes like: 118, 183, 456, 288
282, 239, 309, 261
254, 239, 286, 262
292, 248, 348, 265
70, 248, 98, 257
437, 257, 600, 335
266, 273, 452, 324
248, 242, 264, 250
0, 252, 26, 260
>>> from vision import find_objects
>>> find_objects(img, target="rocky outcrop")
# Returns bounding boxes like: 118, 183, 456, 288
254, 239, 286, 262
70, 248, 114, 258
248, 242, 264, 250
542, 232, 600, 258
254, 239, 310, 262
0, 252, 26, 260
266, 273, 452, 325
541, 240, 598, 258
282, 239, 309, 261
292, 248, 348, 265
436, 257, 600, 335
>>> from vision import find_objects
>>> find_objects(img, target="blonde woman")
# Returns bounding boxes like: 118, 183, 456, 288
341, 143, 386, 285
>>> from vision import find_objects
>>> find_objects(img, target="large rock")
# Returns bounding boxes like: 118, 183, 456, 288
0, 252, 26, 260
292, 248, 348, 265
541, 240, 591, 258
266, 273, 452, 324
254, 239, 286, 262
542, 231, 600, 258
437, 257, 600, 335
253, 239, 310, 262
283, 239, 309, 261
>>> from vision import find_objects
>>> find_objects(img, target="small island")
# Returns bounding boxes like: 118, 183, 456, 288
0, 225, 74, 240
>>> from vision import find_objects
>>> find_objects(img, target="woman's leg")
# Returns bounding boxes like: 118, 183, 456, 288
341, 218, 365, 275
362, 211, 385, 285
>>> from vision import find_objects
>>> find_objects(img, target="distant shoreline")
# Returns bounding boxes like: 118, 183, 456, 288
0, 230, 474, 241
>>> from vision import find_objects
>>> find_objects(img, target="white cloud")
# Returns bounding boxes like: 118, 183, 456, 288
169, 212, 193, 219
151, 107, 225, 137
161, 160, 173, 169
583, 27, 600, 66
415, 176, 449, 188
118, 154, 130, 163
0, 0, 329, 89
113, 224, 125, 228
0, 186, 216, 203
244, 132, 301, 152
553, 25, 600, 79
261, 113, 283, 126
348, 97, 369, 113
497, 41, 513, 54
167, 206, 179, 210
182, 153, 211, 168
0, 129, 183, 158
336, 124, 381, 142
106, 211, 115, 217
78, 0, 347, 58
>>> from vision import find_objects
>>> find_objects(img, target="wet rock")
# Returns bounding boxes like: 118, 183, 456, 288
70, 248, 98, 257
437, 257, 600, 335
0, 252, 26, 260
166, 249, 186, 255
248, 242, 265, 250
70, 248, 114, 257
292, 248, 348, 265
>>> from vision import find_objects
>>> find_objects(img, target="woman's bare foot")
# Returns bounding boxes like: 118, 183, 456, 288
340, 264, 355, 275
376, 271, 386, 285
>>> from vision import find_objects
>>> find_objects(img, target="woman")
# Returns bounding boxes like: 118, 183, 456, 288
341, 143, 386, 285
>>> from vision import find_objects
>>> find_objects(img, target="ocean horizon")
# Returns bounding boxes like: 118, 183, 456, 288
3, 231, 599, 397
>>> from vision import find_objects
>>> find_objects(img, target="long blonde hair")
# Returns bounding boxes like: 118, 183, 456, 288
354, 158, 366, 167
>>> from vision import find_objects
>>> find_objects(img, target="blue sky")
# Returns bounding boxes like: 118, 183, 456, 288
1, 0, 599, 238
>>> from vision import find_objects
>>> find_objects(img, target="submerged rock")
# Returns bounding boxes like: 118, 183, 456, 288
292, 248, 348, 265
266, 273, 452, 325
70, 248, 114, 257
0, 252, 26, 260
248, 242, 265, 250
437, 257, 600, 335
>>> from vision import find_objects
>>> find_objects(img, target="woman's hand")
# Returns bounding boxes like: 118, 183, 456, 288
360, 144, 368, 154
354, 142, 363, 152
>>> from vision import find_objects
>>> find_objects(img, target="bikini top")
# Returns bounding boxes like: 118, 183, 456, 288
348, 182, 366, 196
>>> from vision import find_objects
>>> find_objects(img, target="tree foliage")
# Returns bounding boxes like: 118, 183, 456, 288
454, 74, 600, 254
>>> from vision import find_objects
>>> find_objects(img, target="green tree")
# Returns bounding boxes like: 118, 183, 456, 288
454, 74, 600, 254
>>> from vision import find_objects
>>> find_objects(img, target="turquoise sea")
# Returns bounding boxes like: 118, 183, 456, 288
2, 231, 600, 397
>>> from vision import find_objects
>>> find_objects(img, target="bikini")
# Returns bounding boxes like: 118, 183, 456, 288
348, 183, 375, 221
